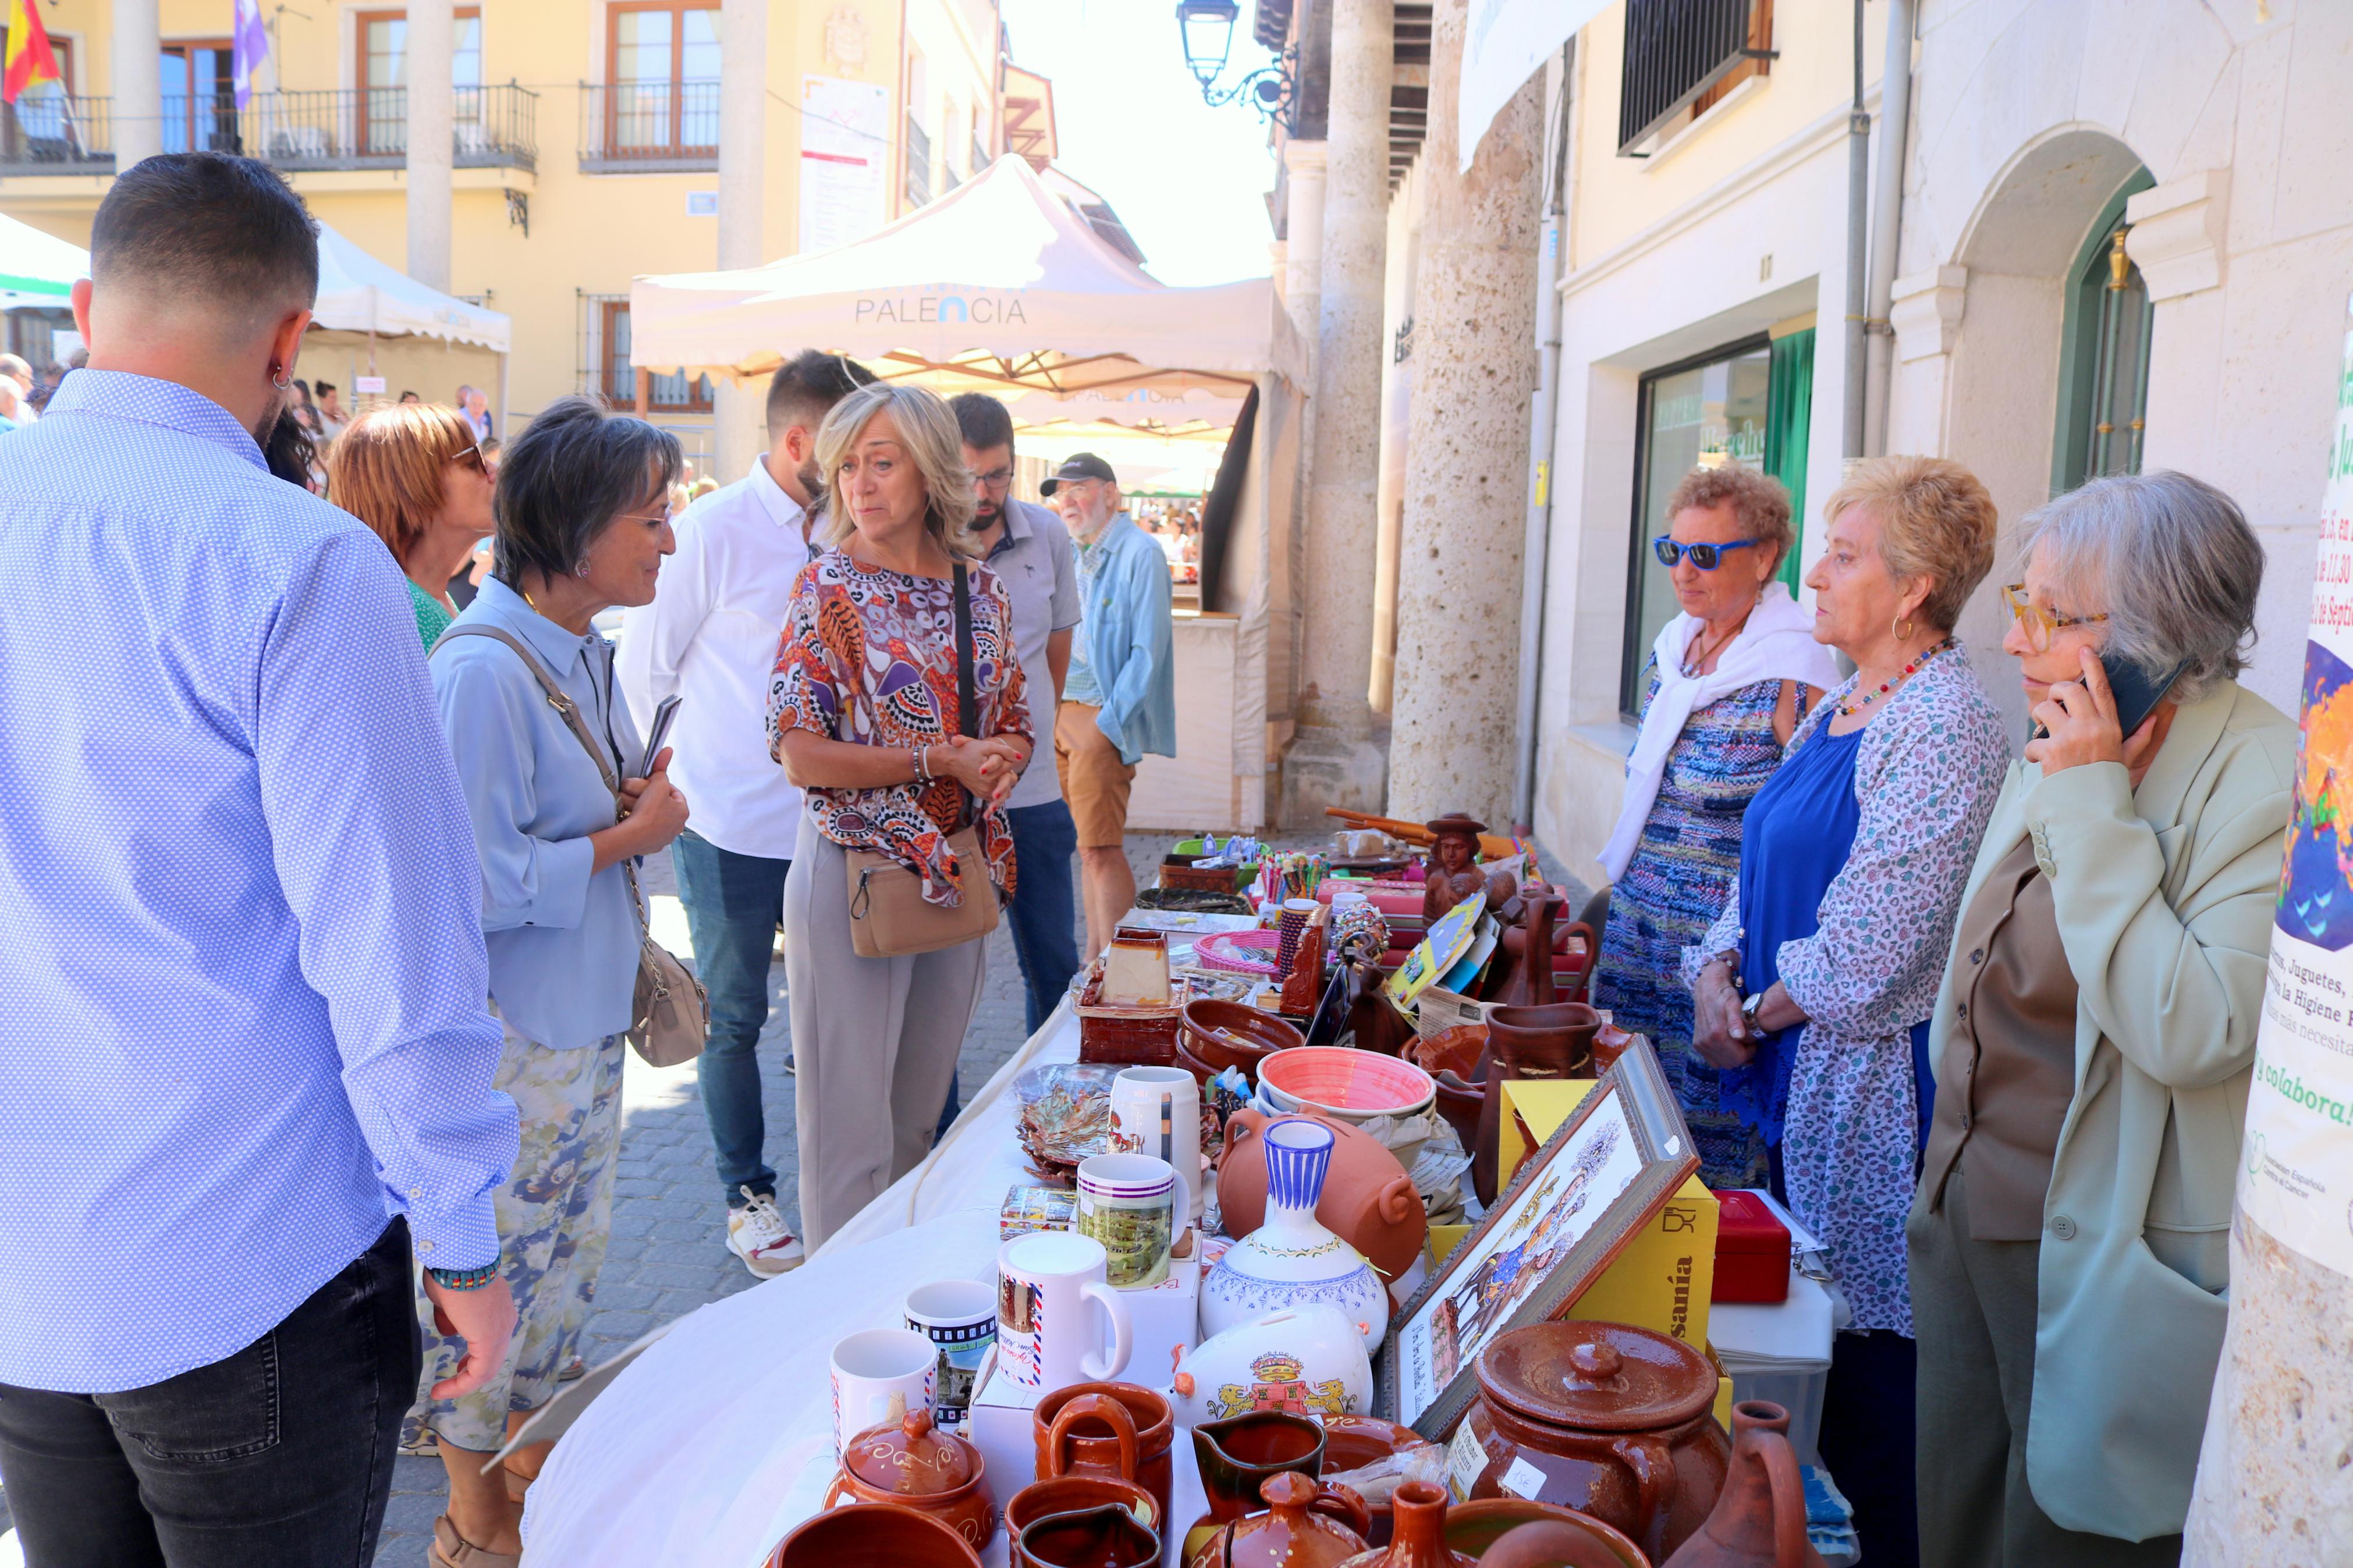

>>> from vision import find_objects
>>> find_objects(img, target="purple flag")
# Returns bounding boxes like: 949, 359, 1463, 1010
231, 0, 269, 109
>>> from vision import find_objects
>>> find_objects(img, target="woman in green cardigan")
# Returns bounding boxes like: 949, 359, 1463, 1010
1910, 471, 2294, 1566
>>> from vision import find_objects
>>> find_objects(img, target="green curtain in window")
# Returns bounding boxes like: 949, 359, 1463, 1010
1763, 328, 1815, 593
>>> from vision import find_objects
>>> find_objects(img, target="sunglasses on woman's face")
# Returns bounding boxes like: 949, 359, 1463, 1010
1651, 535, 1761, 571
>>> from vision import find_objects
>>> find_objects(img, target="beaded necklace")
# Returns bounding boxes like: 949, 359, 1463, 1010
1836, 636, 1955, 717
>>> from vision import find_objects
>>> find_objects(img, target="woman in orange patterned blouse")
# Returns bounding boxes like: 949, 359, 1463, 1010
767, 381, 1032, 1249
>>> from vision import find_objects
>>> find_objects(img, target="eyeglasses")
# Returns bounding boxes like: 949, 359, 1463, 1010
973, 467, 1014, 490
452, 443, 487, 472
2001, 583, 2108, 650
1651, 536, 1761, 571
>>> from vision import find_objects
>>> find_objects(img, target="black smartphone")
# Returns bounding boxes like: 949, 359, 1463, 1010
637, 694, 681, 778
2031, 653, 2187, 742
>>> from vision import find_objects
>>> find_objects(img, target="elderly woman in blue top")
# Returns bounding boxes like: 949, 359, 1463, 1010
417, 396, 691, 1567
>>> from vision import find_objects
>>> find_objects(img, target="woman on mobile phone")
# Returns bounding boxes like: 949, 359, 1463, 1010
1910, 471, 2291, 1566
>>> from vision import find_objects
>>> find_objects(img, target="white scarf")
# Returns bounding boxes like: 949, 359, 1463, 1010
1598, 582, 1841, 883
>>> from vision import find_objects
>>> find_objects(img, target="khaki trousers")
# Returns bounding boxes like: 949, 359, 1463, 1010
783, 817, 988, 1251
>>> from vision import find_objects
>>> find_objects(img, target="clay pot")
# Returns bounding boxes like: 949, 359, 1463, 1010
1346, 962, 1419, 1058
1478, 1520, 1651, 1568
765, 1501, 985, 1567
1462, 1320, 1729, 1563
1180, 1000, 1304, 1084
1014, 1502, 1164, 1568
1327, 1481, 1474, 1568
823, 1406, 996, 1552
1658, 1401, 1828, 1568
1216, 1108, 1426, 1283
1186, 1470, 1374, 1568
1191, 1409, 1325, 1523
1440, 1499, 1648, 1566
1319, 1414, 1433, 1548
1489, 891, 1562, 1009
1005, 1474, 1163, 1541
1032, 1383, 1176, 1526
1410, 1026, 1486, 1083
1473, 1001, 1601, 1205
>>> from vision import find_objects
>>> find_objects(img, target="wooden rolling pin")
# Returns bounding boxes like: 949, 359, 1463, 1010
1325, 808, 1519, 861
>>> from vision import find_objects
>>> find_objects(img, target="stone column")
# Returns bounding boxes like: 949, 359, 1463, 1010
713, 0, 769, 482
404, 0, 455, 293
110, 0, 162, 172
1384, 0, 1543, 824
1282, 140, 1327, 354
1280, 0, 1392, 823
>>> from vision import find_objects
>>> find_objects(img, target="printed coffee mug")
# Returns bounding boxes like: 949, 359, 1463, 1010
904, 1278, 997, 1430
1076, 1153, 1193, 1289
829, 1326, 937, 1455
1110, 1065, 1204, 1225
996, 1231, 1134, 1393
1275, 897, 1319, 978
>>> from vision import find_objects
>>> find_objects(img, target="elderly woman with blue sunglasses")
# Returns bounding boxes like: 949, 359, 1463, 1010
1591, 464, 1839, 1191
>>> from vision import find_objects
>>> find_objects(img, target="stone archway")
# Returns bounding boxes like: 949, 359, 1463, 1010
1891, 127, 2148, 733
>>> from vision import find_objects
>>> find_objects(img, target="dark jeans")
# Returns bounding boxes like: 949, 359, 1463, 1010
935, 800, 1084, 1142
1819, 1327, 1919, 1568
0, 1218, 417, 1568
672, 829, 792, 1208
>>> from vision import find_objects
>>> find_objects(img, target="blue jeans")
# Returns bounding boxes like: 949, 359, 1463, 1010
672, 830, 790, 1208
934, 800, 1083, 1141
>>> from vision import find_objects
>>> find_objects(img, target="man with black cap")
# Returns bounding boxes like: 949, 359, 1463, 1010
1042, 451, 1176, 959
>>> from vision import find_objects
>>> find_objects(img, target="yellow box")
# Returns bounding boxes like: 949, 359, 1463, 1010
1425, 1080, 1719, 1350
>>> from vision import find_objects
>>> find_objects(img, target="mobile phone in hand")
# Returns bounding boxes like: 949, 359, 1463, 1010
637, 695, 680, 778
2031, 653, 2187, 742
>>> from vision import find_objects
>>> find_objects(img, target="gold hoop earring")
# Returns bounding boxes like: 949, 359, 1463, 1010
1893, 616, 1915, 643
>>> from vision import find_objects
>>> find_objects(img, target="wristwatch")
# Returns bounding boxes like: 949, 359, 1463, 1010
1740, 990, 1768, 1032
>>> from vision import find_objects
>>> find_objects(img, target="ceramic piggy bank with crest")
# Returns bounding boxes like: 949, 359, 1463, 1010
1167, 1305, 1373, 1428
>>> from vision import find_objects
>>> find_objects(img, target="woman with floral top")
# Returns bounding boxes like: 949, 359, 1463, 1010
768, 382, 1032, 1251
1683, 457, 2009, 1568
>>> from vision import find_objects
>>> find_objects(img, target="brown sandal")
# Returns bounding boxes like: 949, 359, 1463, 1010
431, 1515, 521, 1568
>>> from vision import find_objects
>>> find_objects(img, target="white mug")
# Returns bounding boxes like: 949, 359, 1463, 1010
995, 1231, 1134, 1393
1111, 1064, 1204, 1224
829, 1327, 936, 1455
904, 1279, 997, 1430
1076, 1152, 1193, 1288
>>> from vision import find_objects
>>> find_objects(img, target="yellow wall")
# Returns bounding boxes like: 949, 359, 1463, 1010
1569, 0, 1891, 271
2, 0, 999, 460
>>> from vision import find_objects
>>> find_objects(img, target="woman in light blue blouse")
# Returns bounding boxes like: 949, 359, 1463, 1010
413, 397, 689, 1567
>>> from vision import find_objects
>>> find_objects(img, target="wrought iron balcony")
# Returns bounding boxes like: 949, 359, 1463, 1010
578, 81, 721, 173
0, 86, 537, 176
1618, 0, 1774, 154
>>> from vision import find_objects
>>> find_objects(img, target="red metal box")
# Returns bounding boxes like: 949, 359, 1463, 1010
1710, 1190, 1791, 1304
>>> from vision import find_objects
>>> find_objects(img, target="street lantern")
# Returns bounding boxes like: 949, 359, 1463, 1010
1174, 0, 1240, 90
1173, 0, 1300, 130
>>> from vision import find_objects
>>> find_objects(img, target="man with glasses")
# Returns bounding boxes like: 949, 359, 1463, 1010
948, 394, 1084, 1043
618, 348, 875, 1277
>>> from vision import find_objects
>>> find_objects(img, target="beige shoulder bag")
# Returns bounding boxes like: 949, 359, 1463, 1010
842, 563, 1004, 958
432, 624, 708, 1066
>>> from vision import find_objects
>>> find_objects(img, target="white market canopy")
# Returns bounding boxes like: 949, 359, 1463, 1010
0, 211, 87, 308
627, 155, 1304, 409
314, 222, 510, 352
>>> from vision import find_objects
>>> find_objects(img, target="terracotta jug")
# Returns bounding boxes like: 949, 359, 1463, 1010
1658, 1402, 1829, 1568
1332, 1480, 1475, 1568
1462, 1320, 1729, 1563
1032, 1384, 1176, 1526
1476, 1520, 1646, 1568
1216, 1108, 1425, 1283
1186, 1470, 1373, 1568
1015, 1502, 1163, 1568
1472, 1001, 1601, 1204
1190, 1409, 1325, 1523
765, 1501, 985, 1567
1489, 890, 1561, 1009
822, 1405, 996, 1552
1005, 1474, 1162, 1541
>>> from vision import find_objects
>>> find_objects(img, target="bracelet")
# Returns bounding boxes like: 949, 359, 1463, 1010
428, 1263, 499, 1292
913, 744, 932, 784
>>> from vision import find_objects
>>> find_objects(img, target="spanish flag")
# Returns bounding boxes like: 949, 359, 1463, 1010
3, 0, 61, 106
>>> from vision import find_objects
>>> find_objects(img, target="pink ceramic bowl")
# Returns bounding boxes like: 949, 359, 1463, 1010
1258, 1047, 1436, 1123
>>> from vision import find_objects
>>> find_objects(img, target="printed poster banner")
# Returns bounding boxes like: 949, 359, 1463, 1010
1457, 0, 1607, 172
799, 75, 889, 255
2241, 291, 2353, 1278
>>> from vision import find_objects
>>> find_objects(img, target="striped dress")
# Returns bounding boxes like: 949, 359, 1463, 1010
1591, 664, 1806, 1189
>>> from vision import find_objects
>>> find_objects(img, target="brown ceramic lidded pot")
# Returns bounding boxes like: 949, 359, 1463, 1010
1463, 1320, 1730, 1563
823, 1406, 997, 1552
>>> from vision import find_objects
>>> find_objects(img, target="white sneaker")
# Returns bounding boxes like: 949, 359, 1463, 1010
727, 1186, 805, 1277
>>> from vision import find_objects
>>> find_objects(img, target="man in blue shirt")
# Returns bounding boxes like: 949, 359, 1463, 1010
1043, 453, 1177, 959
0, 153, 519, 1565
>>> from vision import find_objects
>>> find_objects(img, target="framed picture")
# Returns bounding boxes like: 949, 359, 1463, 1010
1379, 1036, 1701, 1438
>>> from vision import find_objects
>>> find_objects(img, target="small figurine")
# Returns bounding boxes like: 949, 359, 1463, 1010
1421, 814, 1516, 923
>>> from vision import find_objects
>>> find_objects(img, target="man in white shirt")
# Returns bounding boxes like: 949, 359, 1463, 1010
619, 349, 875, 1276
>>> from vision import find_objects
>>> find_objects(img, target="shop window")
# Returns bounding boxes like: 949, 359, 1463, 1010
606, 2, 720, 155
1621, 339, 1773, 717
2051, 169, 2156, 496
356, 9, 484, 157
594, 297, 711, 412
